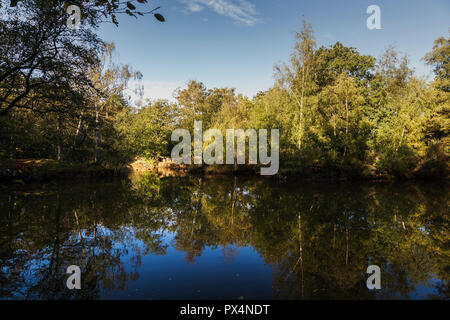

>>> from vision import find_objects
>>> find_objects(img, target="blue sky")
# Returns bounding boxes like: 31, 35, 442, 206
98, 0, 450, 102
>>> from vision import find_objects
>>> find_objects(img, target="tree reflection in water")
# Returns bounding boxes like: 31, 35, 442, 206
0, 173, 448, 299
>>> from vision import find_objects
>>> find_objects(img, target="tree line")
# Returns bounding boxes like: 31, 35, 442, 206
1, 2, 448, 179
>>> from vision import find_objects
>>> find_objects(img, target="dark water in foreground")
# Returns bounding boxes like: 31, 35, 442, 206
0, 174, 448, 299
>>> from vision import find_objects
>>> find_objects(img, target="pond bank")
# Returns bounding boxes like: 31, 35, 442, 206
129, 157, 449, 182
0, 159, 129, 182
1, 157, 448, 183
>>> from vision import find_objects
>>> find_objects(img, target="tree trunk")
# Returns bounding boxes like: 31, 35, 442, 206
231, 176, 237, 226
9, 134, 14, 159
94, 104, 99, 163
56, 114, 63, 161
333, 114, 337, 137
298, 212, 304, 298
396, 126, 405, 152
344, 96, 349, 157
345, 228, 349, 265
298, 66, 307, 151
73, 111, 83, 149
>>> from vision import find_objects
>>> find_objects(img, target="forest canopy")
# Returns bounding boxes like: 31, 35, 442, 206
0, 3, 448, 179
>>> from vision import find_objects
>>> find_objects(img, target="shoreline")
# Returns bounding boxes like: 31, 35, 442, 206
1, 158, 448, 183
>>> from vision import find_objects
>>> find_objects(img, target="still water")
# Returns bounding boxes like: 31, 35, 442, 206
0, 173, 448, 299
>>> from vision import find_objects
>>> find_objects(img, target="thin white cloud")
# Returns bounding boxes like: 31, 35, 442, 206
180, 0, 261, 26
185, 2, 204, 13
126, 81, 182, 105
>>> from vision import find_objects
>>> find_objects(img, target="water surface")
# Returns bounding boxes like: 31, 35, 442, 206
0, 174, 448, 299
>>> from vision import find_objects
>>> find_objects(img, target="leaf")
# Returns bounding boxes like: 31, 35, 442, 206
154, 13, 165, 22
125, 9, 137, 18
126, 2, 136, 10
137, 0, 147, 3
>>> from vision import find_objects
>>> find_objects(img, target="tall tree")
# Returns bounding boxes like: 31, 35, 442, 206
275, 18, 316, 153
0, 0, 101, 116
87, 42, 142, 163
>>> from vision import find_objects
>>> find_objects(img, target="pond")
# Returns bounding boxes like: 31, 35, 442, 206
0, 174, 448, 299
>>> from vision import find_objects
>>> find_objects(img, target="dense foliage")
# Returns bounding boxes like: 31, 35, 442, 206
0, 3, 448, 178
